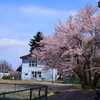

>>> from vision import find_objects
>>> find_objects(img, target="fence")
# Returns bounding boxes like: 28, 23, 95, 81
0, 83, 47, 100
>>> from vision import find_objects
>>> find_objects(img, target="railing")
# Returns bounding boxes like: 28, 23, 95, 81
0, 83, 47, 100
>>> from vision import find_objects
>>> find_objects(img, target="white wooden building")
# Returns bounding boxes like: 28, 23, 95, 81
20, 54, 58, 81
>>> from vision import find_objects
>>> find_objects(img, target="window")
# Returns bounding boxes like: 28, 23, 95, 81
25, 73, 28, 75
31, 71, 41, 78
29, 60, 37, 67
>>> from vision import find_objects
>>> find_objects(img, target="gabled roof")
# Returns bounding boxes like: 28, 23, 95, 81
20, 54, 36, 59
16, 66, 22, 72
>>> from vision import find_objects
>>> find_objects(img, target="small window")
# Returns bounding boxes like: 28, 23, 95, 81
39, 74, 41, 77
29, 61, 31, 66
35, 74, 37, 77
31, 71, 41, 78
25, 73, 28, 75
38, 72, 40, 74
29, 60, 37, 67
32, 61, 35, 66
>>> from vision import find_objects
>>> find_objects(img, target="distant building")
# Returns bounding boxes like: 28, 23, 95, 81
20, 54, 58, 81
0, 70, 10, 79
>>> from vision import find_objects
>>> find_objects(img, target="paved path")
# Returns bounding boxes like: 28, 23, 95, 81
53, 91, 96, 100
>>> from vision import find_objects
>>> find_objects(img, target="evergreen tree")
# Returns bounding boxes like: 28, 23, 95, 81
29, 32, 43, 53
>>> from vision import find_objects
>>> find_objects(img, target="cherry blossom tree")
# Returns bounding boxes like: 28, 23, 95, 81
9, 70, 18, 77
33, 4, 100, 89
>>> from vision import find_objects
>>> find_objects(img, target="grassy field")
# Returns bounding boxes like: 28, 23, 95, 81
0, 80, 81, 100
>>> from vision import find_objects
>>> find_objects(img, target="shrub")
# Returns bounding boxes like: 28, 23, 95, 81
55, 80, 64, 84
41, 78, 45, 81
2, 76, 11, 80
75, 78, 81, 84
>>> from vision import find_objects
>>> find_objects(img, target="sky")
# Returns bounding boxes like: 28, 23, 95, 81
0, 0, 99, 70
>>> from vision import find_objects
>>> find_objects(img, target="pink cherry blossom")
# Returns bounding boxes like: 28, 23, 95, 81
32, 4, 100, 89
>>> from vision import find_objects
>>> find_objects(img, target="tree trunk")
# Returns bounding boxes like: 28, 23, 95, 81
73, 68, 99, 89
88, 70, 92, 85
76, 70, 98, 89
93, 74, 100, 88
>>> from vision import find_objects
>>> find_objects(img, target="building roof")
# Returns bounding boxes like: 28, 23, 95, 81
20, 54, 36, 59
16, 66, 22, 72
0, 70, 10, 73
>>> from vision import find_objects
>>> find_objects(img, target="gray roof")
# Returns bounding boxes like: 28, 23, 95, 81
0, 70, 10, 73
20, 54, 36, 59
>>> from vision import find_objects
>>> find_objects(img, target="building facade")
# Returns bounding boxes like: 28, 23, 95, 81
0, 70, 10, 80
20, 54, 58, 81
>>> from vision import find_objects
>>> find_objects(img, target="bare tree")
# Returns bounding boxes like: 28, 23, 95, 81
0, 60, 12, 71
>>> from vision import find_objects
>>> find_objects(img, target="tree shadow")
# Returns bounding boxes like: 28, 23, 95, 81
48, 90, 97, 100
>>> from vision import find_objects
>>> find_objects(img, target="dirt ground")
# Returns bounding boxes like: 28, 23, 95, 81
0, 80, 98, 100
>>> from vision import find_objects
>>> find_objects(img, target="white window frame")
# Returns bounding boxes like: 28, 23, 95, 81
29, 60, 37, 67
31, 71, 41, 78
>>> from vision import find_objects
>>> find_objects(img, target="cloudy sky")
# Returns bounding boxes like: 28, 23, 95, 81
0, 0, 99, 70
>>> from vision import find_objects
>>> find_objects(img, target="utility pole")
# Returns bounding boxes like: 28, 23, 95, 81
52, 68, 54, 83
3, 60, 6, 76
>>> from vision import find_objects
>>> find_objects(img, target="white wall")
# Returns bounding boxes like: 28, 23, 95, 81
21, 59, 58, 81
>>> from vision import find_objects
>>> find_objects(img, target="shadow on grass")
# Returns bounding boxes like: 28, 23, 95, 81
47, 90, 97, 100
47, 84, 81, 100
